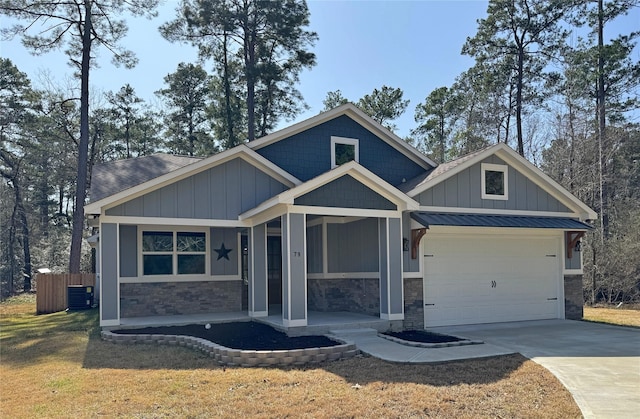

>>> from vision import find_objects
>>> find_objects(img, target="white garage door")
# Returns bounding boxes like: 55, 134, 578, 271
423, 231, 561, 328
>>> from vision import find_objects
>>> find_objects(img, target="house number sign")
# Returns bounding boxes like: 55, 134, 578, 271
292, 251, 302, 257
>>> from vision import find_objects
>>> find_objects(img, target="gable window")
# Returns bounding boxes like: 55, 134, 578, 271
481, 163, 509, 200
142, 230, 207, 276
331, 136, 359, 168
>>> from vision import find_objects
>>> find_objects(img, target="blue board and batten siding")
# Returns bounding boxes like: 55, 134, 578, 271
327, 218, 379, 273
295, 175, 396, 210
105, 158, 288, 219
416, 156, 572, 213
255, 115, 430, 186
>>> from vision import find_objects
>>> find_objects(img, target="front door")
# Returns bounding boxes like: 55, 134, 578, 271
267, 236, 282, 305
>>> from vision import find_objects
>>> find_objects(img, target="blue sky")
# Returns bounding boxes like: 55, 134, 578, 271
2, 0, 638, 139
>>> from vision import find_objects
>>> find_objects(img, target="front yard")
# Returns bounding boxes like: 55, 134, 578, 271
0, 295, 582, 418
583, 305, 640, 327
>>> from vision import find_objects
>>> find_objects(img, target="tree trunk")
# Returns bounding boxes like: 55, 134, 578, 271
16, 193, 32, 292
69, 1, 93, 273
515, 49, 525, 156
222, 32, 235, 148
597, 0, 608, 240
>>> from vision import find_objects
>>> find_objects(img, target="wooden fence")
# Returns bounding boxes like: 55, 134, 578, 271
36, 273, 96, 314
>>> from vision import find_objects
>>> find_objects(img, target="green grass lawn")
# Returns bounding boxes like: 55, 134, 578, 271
1, 294, 581, 418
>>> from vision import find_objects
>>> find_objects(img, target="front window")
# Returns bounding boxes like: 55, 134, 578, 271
331, 136, 359, 168
481, 163, 508, 200
142, 230, 207, 276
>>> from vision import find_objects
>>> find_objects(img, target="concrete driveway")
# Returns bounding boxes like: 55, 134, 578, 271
433, 320, 640, 419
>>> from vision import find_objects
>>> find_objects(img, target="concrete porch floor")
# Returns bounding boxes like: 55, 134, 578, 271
114, 309, 390, 336
258, 310, 391, 336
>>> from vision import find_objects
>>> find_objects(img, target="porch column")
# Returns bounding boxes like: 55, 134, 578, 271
100, 223, 119, 326
249, 223, 268, 317
379, 217, 404, 320
281, 213, 307, 327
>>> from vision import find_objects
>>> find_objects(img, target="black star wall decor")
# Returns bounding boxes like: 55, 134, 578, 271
214, 242, 233, 261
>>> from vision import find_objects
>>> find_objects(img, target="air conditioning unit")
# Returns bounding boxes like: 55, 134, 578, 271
67, 285, 94, 310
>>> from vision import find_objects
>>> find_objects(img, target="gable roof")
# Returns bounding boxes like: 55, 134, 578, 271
405, 143, 597, 221
247, 103, 438, 170
240, 161, 419, 222
398, 146, 489, 193
90, 154, 202, 202
85, 145, 301, 215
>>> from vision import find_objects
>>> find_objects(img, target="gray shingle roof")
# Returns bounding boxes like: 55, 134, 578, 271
398, 146, 491, 193
89, 153, 202, 202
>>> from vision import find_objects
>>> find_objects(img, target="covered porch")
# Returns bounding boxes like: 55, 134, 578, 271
241, 162, 418, 332
111, 308, 389, 336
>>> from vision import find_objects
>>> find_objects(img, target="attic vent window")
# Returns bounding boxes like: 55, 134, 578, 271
331, 136, 359, 168
481, 163, 508, 200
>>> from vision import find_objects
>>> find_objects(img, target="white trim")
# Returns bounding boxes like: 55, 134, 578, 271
284, 214, 292, 324
381, 313, 404, 321
249, 310, 268, 318
306, 216, 364, 227
283, 318, 308, 327
331, 136, 359, 168
303, 215, 308, 323
397, 217, 405, 319
119, 276, 241, 284
555, 236, 565, 319
385, 218, 392, 317
481, 163, 509, 200
247, 103, 437, 169
289, 205, 401, 219
564, 269, 584, 275
249, 226, 255, 313
100, 215, 249, 228
307, 272, 379, 280
416, 206, 581, 219
85, 145, 301, 215
322, 220, 329, 275
424, 225, 562, 236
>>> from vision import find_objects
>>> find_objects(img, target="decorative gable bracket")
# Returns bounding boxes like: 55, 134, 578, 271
566, 231, 585, 259
411, 228, 427, 259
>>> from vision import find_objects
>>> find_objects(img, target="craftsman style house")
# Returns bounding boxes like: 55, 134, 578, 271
86, 103, 595, 331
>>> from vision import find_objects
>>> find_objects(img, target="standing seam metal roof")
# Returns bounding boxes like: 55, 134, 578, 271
411, 212, 593, 230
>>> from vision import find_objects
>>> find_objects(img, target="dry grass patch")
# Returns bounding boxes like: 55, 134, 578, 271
583, 305, 640, 327
1, 295, 581, 418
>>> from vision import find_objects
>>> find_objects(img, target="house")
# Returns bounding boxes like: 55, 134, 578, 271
86, 103, 595, 331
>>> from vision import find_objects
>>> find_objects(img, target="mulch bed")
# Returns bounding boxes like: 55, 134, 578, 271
113, 321, 339, 350
382, 330, 464, 343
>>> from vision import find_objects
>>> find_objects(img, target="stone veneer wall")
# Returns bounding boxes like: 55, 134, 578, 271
403, 278, 424, 330
564, 275, 583, 320
102, 330, 359, 367
120, 281, 242, 318
307, 278, 379, 316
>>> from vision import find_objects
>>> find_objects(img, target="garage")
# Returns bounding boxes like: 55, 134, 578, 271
422, 229, 562, 328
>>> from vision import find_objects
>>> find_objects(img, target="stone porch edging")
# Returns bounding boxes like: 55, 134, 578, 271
101, 330, 360, 367
377, 332, 484, 348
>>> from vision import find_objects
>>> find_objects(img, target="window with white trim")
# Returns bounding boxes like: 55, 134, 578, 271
142, 230, 207, 276
331, 136, 359, 168
481, 163, 508, 200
